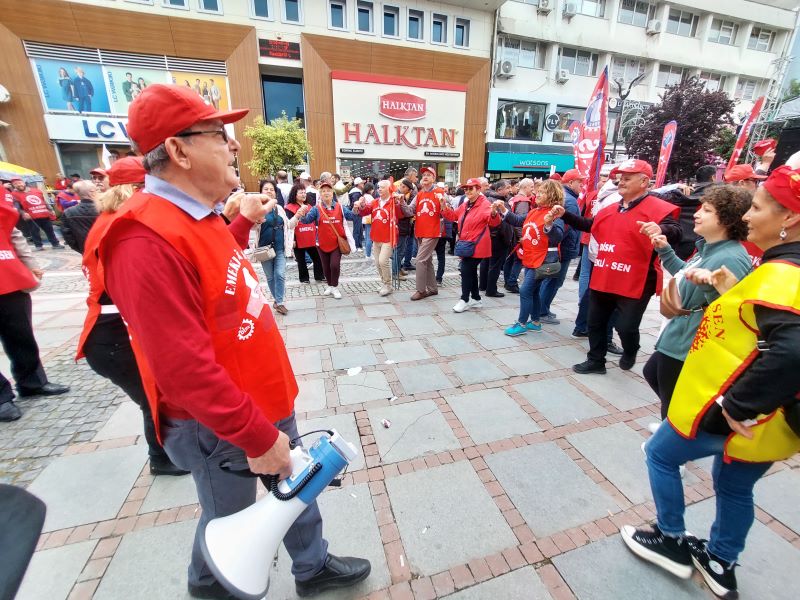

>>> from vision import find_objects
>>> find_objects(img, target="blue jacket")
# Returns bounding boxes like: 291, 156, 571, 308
258, 209, 285, 253
560, 187, 582, 261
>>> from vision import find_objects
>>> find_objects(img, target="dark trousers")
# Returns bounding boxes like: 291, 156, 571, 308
393, 235, 409, 275
83, 316, 167, 460
352, 218, 363, 249
0, 291, 47, 403
459, 257, 482, 302
403, 235, 415, 268
643, 351, 685, 420
435, 237, 447, 281
318, 247, 342, 287
479, 236, 508, 294
161, 412, 328, 588
29, 218, 60, 248
294, 246, 324, 283
587, 280, 655, 365
502, 252, 523, 289
16, 217, 35, 240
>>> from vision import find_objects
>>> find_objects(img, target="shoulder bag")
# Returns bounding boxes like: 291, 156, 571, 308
659, 276, 692, 318
534, 247, 562, 280
318, 203, 351, 255
454, 202, 487, 258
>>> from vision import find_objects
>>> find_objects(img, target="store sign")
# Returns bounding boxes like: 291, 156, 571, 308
332, 72, 466, 161
259, 39, 301, 60
544, 113, 560, 131
487, 151, 575, 173
43, 113, 130, 143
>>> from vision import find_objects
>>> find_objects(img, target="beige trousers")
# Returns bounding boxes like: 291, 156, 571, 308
415, 237, 439, 294
373, 241, 393, 285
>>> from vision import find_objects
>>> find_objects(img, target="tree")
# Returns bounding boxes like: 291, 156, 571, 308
783, 78, 800, 101
626, 77, 735, 181
243, 112, 312, 179
712, 126, 737, 162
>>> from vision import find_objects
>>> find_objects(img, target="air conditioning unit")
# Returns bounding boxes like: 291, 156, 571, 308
496, 60, 517, 78
537, 0, 553, 14
556, 69, 570, 84
646, 19, 663, 35
563, 2, 578, 19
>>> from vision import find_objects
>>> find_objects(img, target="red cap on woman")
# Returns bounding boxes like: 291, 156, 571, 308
763, 166, 800, 213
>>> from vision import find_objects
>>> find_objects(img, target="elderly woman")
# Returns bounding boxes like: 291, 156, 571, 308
622, 166, 800, 599
256, 179, 299, 315
283, 182, 325, 284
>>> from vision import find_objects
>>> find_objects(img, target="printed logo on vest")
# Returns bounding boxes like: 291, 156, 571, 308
690, 304, 726, 353
238, 318, 255, 341
418, 198, 437, 217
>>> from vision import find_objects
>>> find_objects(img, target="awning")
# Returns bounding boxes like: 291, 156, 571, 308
0, 161, 44, 184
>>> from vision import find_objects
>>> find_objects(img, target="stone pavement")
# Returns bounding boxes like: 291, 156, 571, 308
4, 247, 800, 600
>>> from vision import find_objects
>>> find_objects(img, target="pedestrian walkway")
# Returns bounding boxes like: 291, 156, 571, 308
3, 250, 799, 600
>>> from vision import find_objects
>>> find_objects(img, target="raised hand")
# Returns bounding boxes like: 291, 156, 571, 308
637, 221, 661, 237
650, 233, 668, 249
550, 205, 566, 219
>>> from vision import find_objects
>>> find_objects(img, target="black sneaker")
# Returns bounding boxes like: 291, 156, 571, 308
571, 329, 589, 338
607, 341, 624, 355
620, 525, 693, 579
687, 537, 739, 599
619, 352, 637, 370
573, 360, 606, 375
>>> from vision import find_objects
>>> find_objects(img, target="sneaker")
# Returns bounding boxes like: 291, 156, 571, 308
572, 360, 606, 375
647, 422, 661, 435
322, 286, 333, 296
525, 321, 542, 332
467, 298, 483, 309
379, 285, 392, 296
504, 285, 520, 294
571, 329, 589, 338
505, 322, 528, 337
34, 247, 44, 251
436, 278, 443, 284
607, 341, 624, 356
539, 314, 560, 325
620, 525, 693, 579
453, 299, 469, 313
332, 287, 342, 299
687, 537, 738, 599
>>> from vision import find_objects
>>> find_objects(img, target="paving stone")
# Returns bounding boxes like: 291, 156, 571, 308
281, 309, 320, 326
16, 539, 97, 600
441, 566, 551, 600
514, 378, 608, 426
324, 306, 360, 323
429, 334, 478, 357
287, 324, 337, 348
520, 329, 561, 345
553, 535, 705, 600
567, 423, 653, 504
94, 519, 197, 600
448, 389, 539, 445
140, 473, 198, 514
469, 328, 525, 351
38, 309, 88, 328
342, 320, 394, 343
541, 344, 587, 369
363, 303, 399, 318
487, 442, 619, 537
369, 400, 459, 462
336, 371, 392, 405
329, 345, 378, 370
440, 312, 491, 332
754, 469, 800, 533
35, 326, 84, 349
288, 350, 323, 375
449, 358, 507, 386
497, 350, 552, 376
571, 370, 657, 411
391, 315, 444, 336
395, 364, 453, 395
298, 412, 365, 471
285, 297, 317, 310
359, 293, 394, 305
92, 401, 143, 441
295, 379, 329, 413
28, 443, 148, 532
270, 483, 391, 599
381, 340, 431, 363
482, 307, 522, 328
387, 461, 517, 575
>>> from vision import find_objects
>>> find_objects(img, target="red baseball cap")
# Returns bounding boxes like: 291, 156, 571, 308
753, 139, 777, 157
318, 181, 333, 189
610, 159, 654, 179
763, 166, 800, 213
89, 167, 107, 177
462, 178, 482, 189
420, 166, 436, 177
562, 169, 586, 183
127, 84, 249, 153
724, 164, 766, 183
549, 173, 562, 181
107, 157, 146, 186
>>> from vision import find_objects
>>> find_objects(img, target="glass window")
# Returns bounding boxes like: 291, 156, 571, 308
735, 78, 758, 100
553, 106, 586, 142
199, 0, 220, 11
164, 0, 187, 7
519, 40, 545, 69
611, 57, 645, 83
577, 0, 605, 18
455, 18, 470, 47
283, 0, 300, 22
357, 1, 373, 32
618, 0, 655, 27
699, 71, 727, 93
501, 37, 520, 65
666, 9, 698, 37
329, 1, 345, 28
432, 13, 447, 44
262, 76, 305, 127
656, 64, 687, 88
252, 0, 269, 18
496, 100, 547, 141
748, 27, 775, 52
709, 18, 739, 45
559, 47, 598, 76
408, 9, 423, 40
383, 6, 399, 36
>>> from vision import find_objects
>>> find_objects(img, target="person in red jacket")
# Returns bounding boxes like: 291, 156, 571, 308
10, 179, 63, 250
55, 183, 80, 213
408, 166, 448, 300
449, 178, 502, 312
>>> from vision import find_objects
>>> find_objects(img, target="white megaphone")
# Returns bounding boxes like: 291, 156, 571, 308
200, 429, 358, 600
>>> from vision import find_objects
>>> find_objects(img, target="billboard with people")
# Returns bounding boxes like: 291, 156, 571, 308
105, 67, 169, 115
32, 58, 111, 114
170, 72, 229, 110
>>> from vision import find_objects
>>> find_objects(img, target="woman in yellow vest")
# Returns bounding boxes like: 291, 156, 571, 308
622, 166, 800, 599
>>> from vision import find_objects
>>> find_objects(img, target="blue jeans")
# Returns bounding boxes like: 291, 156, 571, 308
575, 247, 593, 332
261, 252, 286, 304
363, 224, 372, 257
517, 268, 544, 324
393, 235, 409, 275
352, 218, 363, 249
407, 237, 417, 265
539, 257, 572, 316
646, 423, 772, 564
503, 253, 523, 289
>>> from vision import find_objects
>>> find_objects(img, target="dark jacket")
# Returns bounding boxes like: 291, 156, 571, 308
485, 190, 514, 247
656, 188, 702, 260
61, 199, 99, 254
560, 186, 582, 262
398, 188, 416, 237
258, 208, 285, 253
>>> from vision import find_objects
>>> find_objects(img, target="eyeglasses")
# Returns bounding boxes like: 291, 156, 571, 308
174, 129, 229, 143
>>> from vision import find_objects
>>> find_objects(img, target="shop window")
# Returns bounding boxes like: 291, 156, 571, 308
559, 47, 598, 77
383, 5, 400, 37
251, 0, 270, 19
408, 9, 424, 40
656, 64, 688, 88
282, 0, 302, 23
357, 1, 374, 33
198, 0, 221, 13
709, 18, 739, 46
699, 71, 727, 93
163, 0, 188, 8
262, 76, 305, 126
329, 0, 346, 29
666, 9, 698, 37
618, 0, 656, 28
432, 14, 447, 44
455, 18, 470, 48
553, 106, 586, 143
735, 78, 759, 101
496, 100, 547, 142
611, 57, 646, 84
748, 27, 776, 52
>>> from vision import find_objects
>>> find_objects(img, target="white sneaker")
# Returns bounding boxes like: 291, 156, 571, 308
379, 285, 391, 296
322, 286, 333, 296
453, 299, 469, 313
332, 287, 342, 299
467, 298, 483, 309
647, 422, 662, 435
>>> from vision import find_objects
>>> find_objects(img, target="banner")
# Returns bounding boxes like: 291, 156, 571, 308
32, 58, 111, 114
170, 72, 229, 110
727, 96, 765, 170
105, 66, 169, 115
580, 67, 609, 198
655, 120, 678, 187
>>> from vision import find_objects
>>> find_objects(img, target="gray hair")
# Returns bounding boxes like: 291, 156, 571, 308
479, 177, 489, 185
72, 179, 96, 199
518, 178, 534, 190
131, 131, 193, 175
319, 171, 332, 182
405, 167, 418, 176
378, 179, 391, 191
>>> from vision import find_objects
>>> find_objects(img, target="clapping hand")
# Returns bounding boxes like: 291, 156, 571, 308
239, 193, 270, 224
637, 221, 661, 238
650, 234, 669, 249
491, 200, 506, 216
549, 205, 566, 220
685, 266, 739, 295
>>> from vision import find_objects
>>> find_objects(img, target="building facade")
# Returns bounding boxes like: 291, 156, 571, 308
487, 0, 798, 177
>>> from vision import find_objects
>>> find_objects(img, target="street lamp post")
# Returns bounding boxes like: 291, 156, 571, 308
610, 73, 647, 161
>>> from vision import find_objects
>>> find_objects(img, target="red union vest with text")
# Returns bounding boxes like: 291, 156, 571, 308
0, 202, 38, 295
590, 195, 679, 298
518, 207, 551, 269
316, 202, 346, 252
369, 199, 400, 245
98, 192, 297, 437
285, 203, 317, 249
13, 189, 51, 219
415, 188, 445, 238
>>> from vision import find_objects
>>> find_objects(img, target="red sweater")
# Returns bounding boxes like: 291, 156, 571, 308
444, 195, 501, 259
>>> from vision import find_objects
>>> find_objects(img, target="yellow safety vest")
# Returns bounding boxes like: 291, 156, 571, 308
668, 260, 800, 463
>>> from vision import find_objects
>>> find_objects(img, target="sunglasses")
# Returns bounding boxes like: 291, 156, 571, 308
175, 129, 229, 143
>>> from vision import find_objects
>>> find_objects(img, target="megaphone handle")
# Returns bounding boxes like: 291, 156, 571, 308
267, 462, 323, 501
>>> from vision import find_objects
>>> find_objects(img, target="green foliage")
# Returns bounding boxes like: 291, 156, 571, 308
784, 78, 800, 101
243, 112, 312, 179
712, 127, 737, 162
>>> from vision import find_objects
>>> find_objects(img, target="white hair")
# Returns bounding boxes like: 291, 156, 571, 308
378, 179, 391, 190
479, 177, 489, 185
518, 178, 534, 189
785, 150, 800, 170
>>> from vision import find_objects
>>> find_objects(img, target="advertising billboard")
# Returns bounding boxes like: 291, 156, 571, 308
170, 71, 229, 110
33, 57, 111, 114
105, 66, 170, 115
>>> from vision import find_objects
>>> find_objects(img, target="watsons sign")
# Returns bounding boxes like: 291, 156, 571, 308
43, 114, 130, 144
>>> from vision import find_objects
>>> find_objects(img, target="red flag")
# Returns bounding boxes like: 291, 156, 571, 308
655, 120, 678, 187
576, 67, 609, 198
727, 96, 765, 170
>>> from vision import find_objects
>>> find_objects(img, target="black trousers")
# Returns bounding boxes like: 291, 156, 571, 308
460, 257, 482, 302
479, 236, 509, 294
83, 316, 166, 459
436, 237, 447, 281
294, 246, 324, 282
587, 279, 656, 365
642, 351, 685, 420
29, 218, 60, 248
0, 291, 47, 403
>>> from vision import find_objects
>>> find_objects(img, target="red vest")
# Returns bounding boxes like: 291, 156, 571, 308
580, 190, 598, 245
741, 241, 763, 268
286, 203, 317, 249
3, 190, 14, 206
415, 188, 446, 238
316, 202, 345, 252
590, 195, 679, 299
0, 203, 38, 295
76, 212, 115, 360
517, 207, 551, 269
368, 198, 400, 245
13, 189, 51, 219
98, 192, 297, 438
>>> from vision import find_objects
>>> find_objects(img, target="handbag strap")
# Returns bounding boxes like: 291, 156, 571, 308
460, 201, 488, 246
318, 203, 344, 242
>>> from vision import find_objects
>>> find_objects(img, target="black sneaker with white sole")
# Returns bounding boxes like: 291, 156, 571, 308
620, 524, 693, 579
686, 537, 738, 599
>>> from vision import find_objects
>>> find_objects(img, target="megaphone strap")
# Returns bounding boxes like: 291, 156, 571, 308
266, 462, 323, 501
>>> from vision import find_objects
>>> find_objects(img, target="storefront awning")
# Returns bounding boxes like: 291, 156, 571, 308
0, 161, 43, 184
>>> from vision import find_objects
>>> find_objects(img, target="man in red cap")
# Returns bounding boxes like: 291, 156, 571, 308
408, 165, 449, 299
554, 159, 682, 374
89, 167, 109, 193
98, 84, 370, 599
10, 179, 63, 250
723, 164, 766, 194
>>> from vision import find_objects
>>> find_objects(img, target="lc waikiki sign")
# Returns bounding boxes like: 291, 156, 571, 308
332, 72, 466, 161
